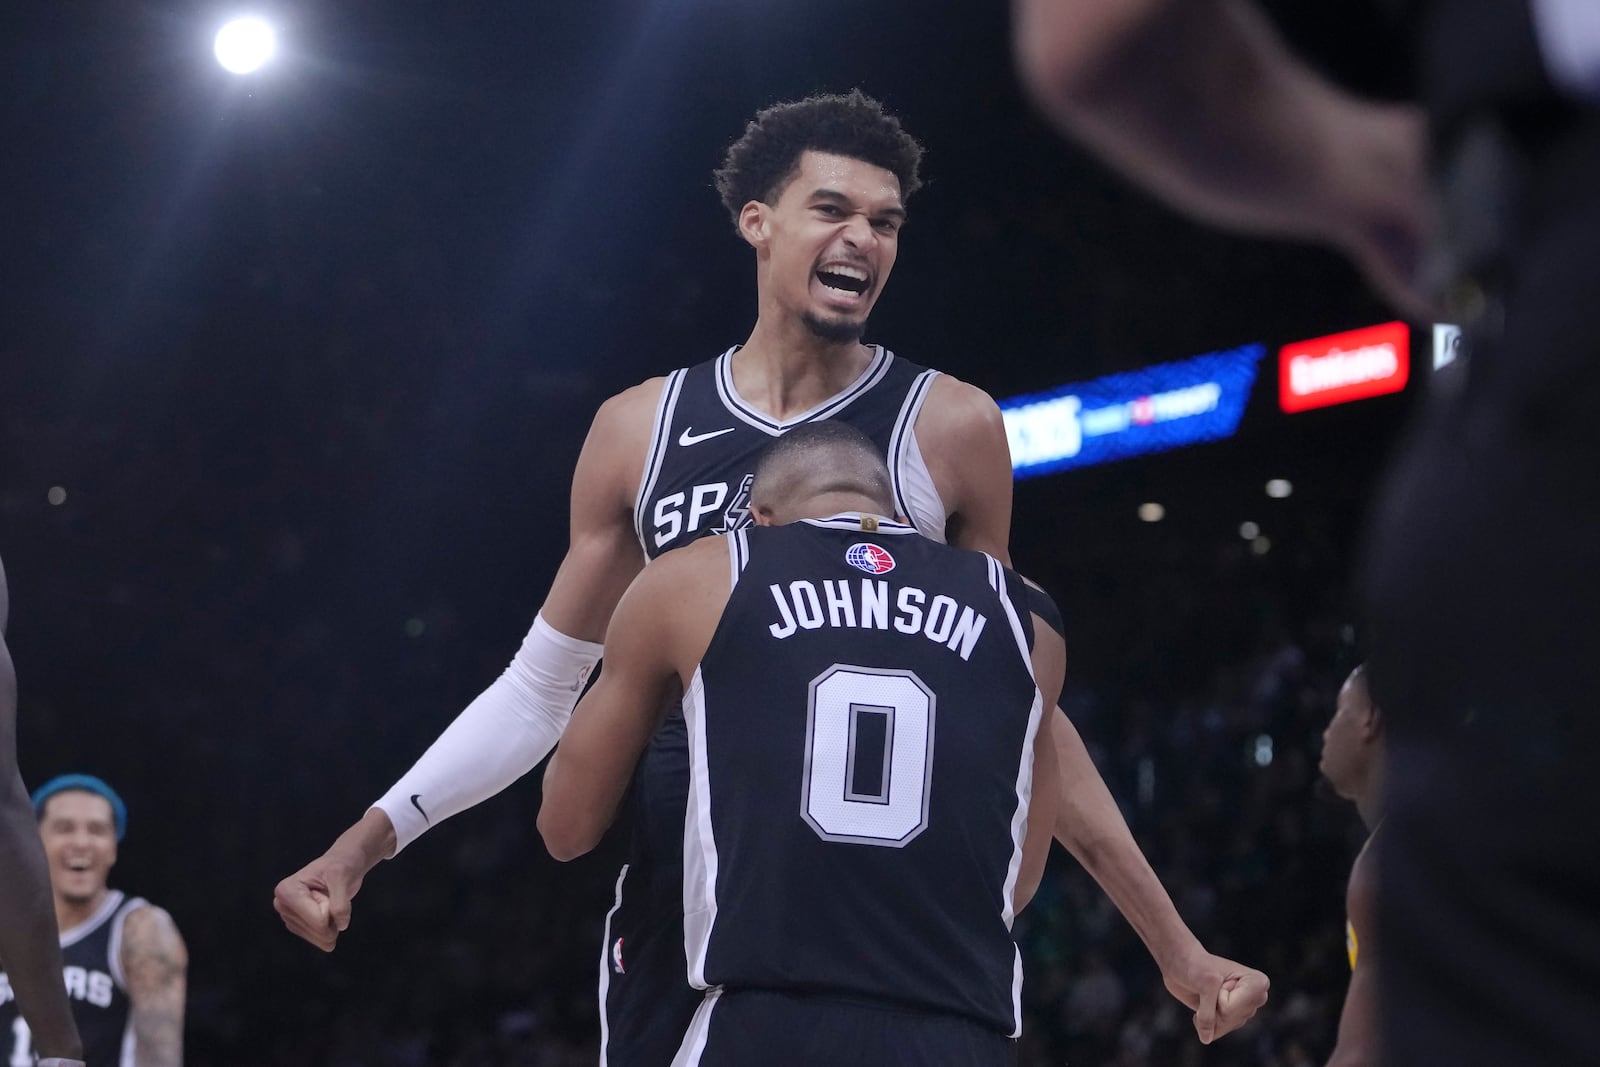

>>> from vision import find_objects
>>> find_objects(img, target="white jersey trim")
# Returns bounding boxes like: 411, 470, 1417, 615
987, 553, 1041, 1038
669, 987, 723, 1067
888, 369, 947, 541
634, 369, 689, 557
681, 667, 720, 990
1010, 947, 1026, 1042
727, 529, 750, 590
897, 428, 947, 542
713, 345, 892, 436
58, 889, 126, 950
798, 513, 920, 535
597, 863, 629, 1067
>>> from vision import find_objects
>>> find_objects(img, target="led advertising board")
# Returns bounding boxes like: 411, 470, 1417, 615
1000, 344, 1265, 479
1433, 323, 1462, 370
1279, 321, 1409, 413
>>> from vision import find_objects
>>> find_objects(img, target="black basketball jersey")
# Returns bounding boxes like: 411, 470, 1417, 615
0, 890, 142, 1067
633, 345, 944, 559
681, 516, 1044, 1038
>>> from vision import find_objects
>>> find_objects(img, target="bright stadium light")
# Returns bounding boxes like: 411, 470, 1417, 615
1239, 521, 1261, 540
214, 16, 276, 74
1138, 502, 1165, 523
1265, 478, 1293, 499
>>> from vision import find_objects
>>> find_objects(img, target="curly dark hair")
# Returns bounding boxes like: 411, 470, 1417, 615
714, 90, 924, 227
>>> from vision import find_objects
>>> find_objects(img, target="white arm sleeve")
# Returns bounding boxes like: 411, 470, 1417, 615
1531, 0, 1600, 101
372, 613, 603, 855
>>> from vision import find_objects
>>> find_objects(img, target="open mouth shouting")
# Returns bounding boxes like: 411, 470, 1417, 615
814, 260, 873, 311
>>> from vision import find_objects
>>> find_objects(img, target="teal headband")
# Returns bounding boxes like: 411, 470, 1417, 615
31, 774, 127, 842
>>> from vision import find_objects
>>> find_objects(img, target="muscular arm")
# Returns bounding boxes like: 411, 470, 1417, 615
1013, 0, 1431, 314
539, 538, 730, 860
916, 375, 1014, 564
366, 381, 659, 846
0, 562, 83, 1061
274, 380, 661, 950
1328, 836, 1379, 1066
921, 380, 1267, 1032
121, 905, 186, 1067
538, 380, 664, 640
1051, 710, 1268, 1042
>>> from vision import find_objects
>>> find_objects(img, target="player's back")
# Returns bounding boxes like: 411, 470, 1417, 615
683, 515, 1044, 1038
599, 346, 951, 1063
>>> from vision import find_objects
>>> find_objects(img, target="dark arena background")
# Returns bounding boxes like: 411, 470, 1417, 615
5, 3, 1426, 1065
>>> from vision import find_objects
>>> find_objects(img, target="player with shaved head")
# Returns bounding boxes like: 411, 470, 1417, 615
541, 423, 1060, 1065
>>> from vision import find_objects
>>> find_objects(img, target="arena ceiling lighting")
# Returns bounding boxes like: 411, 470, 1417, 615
1137, 502, 1165, 523
214, 16, 277, 74
1265, 478, 1293, 499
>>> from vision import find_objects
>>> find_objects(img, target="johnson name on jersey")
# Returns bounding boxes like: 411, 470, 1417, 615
681, 516, 1046, 1039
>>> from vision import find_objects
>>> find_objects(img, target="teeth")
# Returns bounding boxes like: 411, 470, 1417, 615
821, 264, 868, 282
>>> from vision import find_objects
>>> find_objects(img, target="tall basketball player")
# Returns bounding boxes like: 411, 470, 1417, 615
275, 91, 1265, 1063
0, 775, 187, 1067
540, 423, 1061, 1066
1319, 665, 1384, 1067
0, 558, 84, 1067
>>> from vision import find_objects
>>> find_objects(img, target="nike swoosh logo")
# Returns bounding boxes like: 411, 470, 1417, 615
678, 426, 735, 446
410, 794, 430, 824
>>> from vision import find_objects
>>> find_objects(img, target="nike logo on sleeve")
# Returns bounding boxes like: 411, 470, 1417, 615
410, 794, 430, 824
678, 426, 735, 446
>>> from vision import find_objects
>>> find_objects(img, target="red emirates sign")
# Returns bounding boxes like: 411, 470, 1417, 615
1279, 322, 1410, 413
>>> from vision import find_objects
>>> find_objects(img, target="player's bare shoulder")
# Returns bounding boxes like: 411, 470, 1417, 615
636, 533, 732, 598
912, 372, 1013, 557
586, 377, 670, 469
624, 533, 734, 663
571, 375, 672, 518
913, 373, 1008, 463
120, 903, 187, 982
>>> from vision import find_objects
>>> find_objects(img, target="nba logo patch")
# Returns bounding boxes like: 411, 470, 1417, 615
611, 937, 626, 974
846, 542, 895, 575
